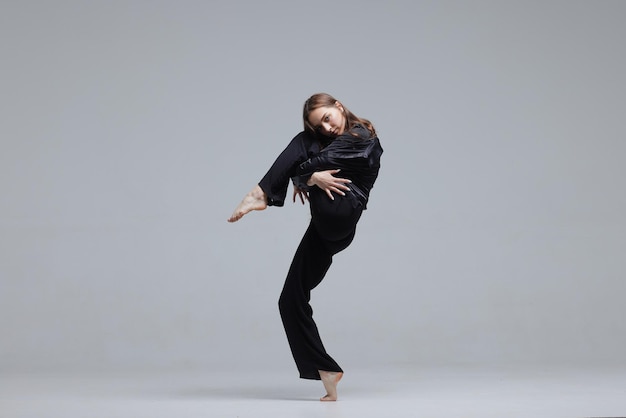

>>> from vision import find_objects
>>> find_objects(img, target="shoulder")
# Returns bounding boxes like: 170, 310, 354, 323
348, 124, 372, 140
335, 125, 377, 144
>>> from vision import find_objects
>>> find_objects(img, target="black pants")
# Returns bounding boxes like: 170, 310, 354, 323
259, 138, 363, 380
279, 190, 362, 380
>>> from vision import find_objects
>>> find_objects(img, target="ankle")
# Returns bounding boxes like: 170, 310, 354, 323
251, 185, 266, 200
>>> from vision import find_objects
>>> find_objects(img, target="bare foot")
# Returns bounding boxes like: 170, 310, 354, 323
319, 370, 343, 401
228, 185, 267, 222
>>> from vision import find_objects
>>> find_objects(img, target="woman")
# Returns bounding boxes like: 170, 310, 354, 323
228, 93, 383, 401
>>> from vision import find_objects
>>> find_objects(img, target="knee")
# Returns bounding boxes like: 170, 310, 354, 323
279, 286, 301, 317
278, 290, 290, 314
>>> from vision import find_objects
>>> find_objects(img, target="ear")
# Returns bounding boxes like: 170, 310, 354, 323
335, 101, 345, 112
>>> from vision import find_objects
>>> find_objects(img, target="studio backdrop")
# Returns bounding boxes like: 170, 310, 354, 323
1, 0, 625, 374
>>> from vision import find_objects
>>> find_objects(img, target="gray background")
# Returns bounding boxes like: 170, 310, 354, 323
1, 0, 625, 374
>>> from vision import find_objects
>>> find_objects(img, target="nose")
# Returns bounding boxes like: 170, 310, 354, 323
322, 122, 332, 134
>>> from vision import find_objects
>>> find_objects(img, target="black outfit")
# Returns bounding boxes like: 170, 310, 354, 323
258, 125, 383, 380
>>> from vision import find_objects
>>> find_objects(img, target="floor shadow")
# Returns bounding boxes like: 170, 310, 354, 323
173, 385, 318, 401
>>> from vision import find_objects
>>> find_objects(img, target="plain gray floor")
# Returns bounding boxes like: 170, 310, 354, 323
2, 366, 626, 418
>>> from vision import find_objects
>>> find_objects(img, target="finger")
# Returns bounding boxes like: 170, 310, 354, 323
326, 189, 334, 200
331, 183, 350, 191
331, 187, 345, 196
332, 181, 350, 187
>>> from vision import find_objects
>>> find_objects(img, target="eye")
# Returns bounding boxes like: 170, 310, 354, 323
324, 115, 330, 122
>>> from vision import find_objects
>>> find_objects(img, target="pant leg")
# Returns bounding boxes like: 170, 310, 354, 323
310, 188, 363, 252
278, 222, 342, 380
278, 194, 363, 380
258, 132, 318, 207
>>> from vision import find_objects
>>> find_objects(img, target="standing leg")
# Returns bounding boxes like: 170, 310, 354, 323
278, 222, 343, 381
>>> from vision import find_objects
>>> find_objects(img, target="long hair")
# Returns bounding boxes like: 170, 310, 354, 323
302, 93, 376, 139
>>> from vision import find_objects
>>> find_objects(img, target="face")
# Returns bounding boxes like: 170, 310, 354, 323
307, 102, 346, 137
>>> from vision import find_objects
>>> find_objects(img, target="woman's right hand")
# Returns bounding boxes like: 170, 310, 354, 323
307, 169, 351, 200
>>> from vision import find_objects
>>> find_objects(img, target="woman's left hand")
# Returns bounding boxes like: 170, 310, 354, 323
307, 169, 351, 200
293, 185, 309, 204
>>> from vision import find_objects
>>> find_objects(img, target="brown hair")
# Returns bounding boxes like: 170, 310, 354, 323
302, 93, 376, 139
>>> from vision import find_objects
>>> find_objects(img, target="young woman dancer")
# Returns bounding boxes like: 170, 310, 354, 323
228, 93, 383, 401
